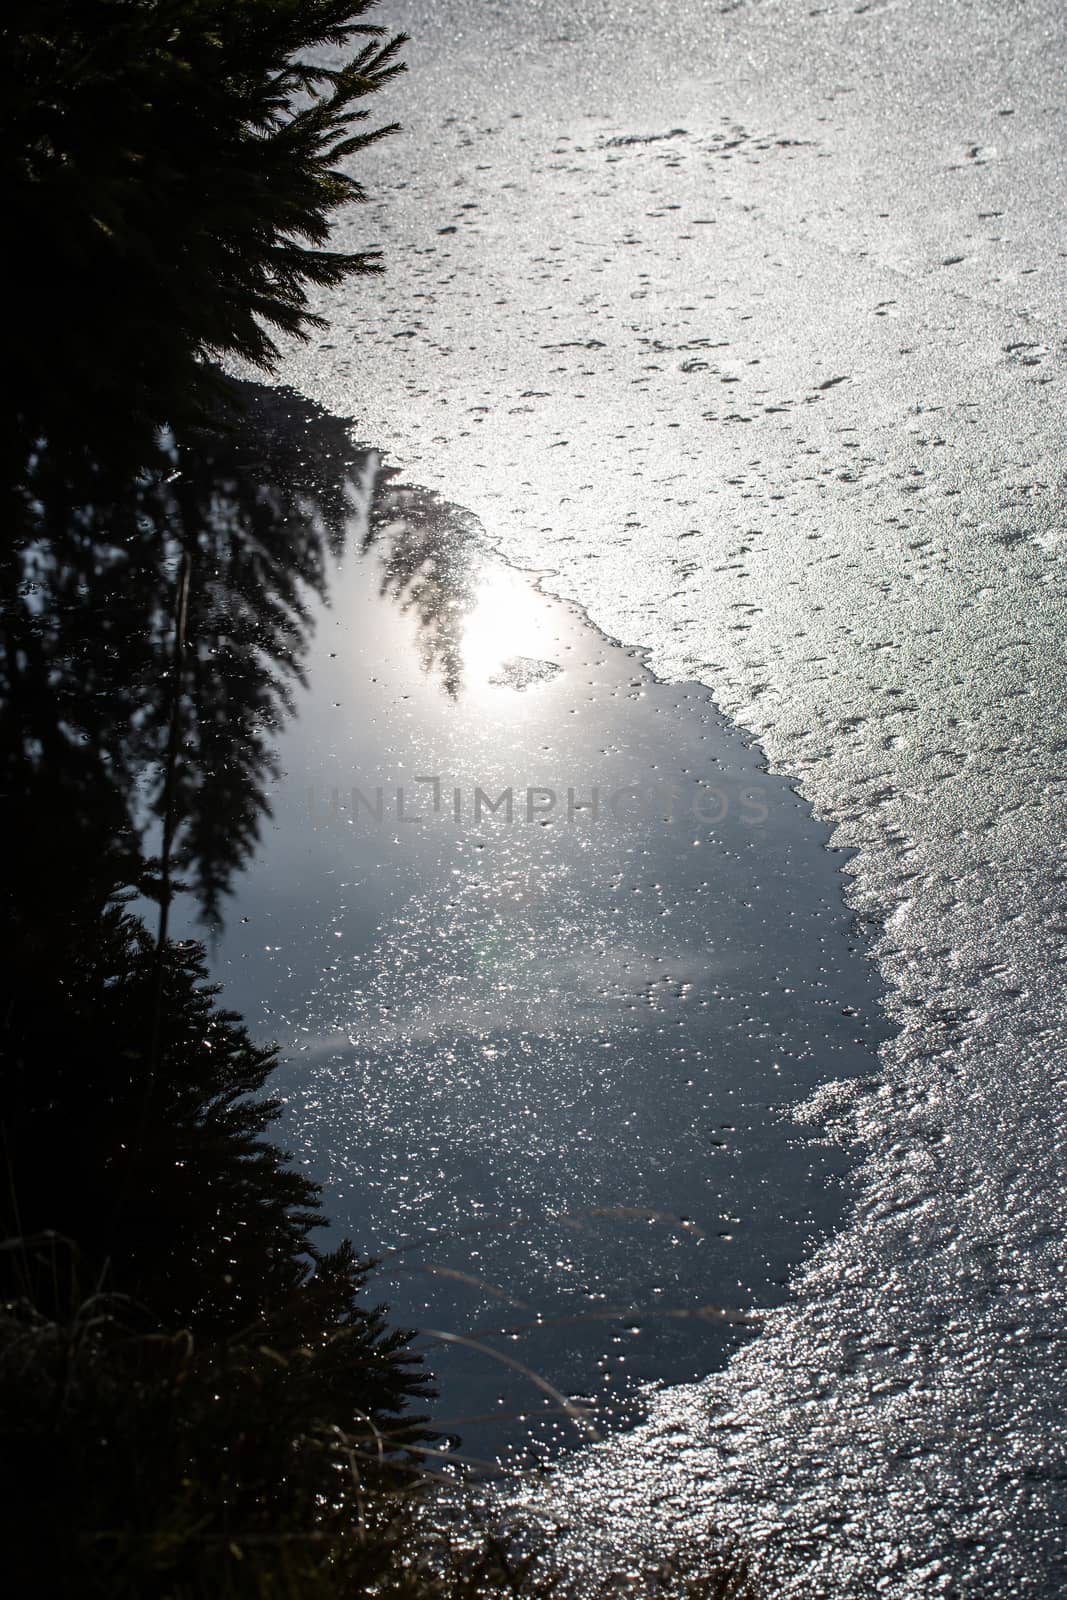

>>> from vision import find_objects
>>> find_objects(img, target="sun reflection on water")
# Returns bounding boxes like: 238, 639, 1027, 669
459, 565, 562, 702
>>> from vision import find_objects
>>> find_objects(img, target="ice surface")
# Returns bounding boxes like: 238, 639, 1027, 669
243, 1, 1066, 1591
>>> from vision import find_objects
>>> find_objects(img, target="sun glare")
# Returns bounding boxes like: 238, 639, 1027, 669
460, 565, 557, 697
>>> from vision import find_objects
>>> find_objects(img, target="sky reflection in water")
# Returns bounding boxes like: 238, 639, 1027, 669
164, 389, 889, 1461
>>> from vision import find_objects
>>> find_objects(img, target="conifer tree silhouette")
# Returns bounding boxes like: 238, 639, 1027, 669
2, 0, 406, 470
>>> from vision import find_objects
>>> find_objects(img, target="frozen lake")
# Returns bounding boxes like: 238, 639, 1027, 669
229, 2, 1066, 1593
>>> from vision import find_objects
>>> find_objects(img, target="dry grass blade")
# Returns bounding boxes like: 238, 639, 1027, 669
466, 1301, 762, 1339
586, 1207, 708, 1239
421, 1329, 602, 1443
400, 1263, 535, 1310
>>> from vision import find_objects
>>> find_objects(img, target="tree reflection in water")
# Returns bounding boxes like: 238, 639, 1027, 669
7, 385, 364, 923
364, 468, 483, 699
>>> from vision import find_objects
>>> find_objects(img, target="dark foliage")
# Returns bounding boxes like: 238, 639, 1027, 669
0, 901, 439, 1594
0, 897, 439, 1591
0, 1287, 432, 1597
11, 910, 297, 1320
1, 0, 405, 469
